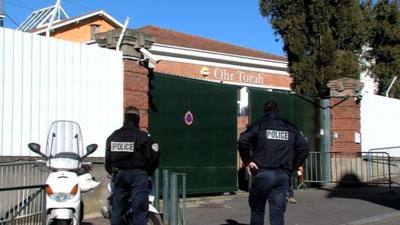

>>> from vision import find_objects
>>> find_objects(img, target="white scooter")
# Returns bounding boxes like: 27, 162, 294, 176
28, 120, 101, 225
101, 177, 162, 225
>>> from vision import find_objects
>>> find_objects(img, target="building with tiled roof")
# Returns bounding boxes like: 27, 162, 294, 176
137, 25, 286, 62
31, 10, 122, 43
19, 4, 122, 43
135, 25, 291, 90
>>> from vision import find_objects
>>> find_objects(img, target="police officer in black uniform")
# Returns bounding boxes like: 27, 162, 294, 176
105, 106, 160, 225
238, 101, 309, 225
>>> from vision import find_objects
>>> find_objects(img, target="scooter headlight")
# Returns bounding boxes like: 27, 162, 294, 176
46, 184, 79, 202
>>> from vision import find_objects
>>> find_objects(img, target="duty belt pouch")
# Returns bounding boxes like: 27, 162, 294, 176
111, 168, 119, 182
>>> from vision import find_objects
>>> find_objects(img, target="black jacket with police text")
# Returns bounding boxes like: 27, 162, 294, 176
105, 121, 160, 176
238, 112, 309, 172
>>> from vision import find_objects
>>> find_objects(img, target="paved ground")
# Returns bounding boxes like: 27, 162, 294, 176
84, 185, 400, 225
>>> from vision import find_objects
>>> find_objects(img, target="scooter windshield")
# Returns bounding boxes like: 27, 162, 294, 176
45, 121, 85, 170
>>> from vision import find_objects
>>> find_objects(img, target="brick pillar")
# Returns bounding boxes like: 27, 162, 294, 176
95, 29, 155, 130
124, 59, 149, 130
330, 98, 360, 153
327, 78, 364, 153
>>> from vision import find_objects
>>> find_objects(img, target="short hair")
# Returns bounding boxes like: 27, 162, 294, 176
125, 106, 140, 116
263, 100, 279, 113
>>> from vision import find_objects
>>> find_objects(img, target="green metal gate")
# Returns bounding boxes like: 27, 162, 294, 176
149, 73, 238, 194
248, 89, 321, 152
248, 88, 321, 185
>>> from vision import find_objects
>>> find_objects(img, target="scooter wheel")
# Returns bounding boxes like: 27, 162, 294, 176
147, 212, 162, 225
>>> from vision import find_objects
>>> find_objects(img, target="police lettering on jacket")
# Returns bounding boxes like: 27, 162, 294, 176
105, 123, 160, 175
266, 130, 289, 140
111, 142, 135, 152
238, 111, 309, 171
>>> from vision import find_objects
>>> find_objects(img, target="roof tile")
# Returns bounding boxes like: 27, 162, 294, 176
136, 25, 287, 62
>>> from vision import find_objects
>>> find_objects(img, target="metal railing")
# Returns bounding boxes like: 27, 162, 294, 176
0, 161, 48, 188
0, 161, 48, 225
303, 152, 394, 189
369, 146, 400, 158
369, 147, 400, 179
161, 170, 186, 225
0, 185, 46, 225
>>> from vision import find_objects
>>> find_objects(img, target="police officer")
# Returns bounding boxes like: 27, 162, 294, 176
105, 106, 160, 225
238, 101, 309, 225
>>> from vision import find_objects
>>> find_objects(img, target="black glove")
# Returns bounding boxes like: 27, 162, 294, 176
249, 167, 259, 176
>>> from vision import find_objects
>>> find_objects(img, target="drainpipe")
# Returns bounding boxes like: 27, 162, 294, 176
321, 99, 331, 184
46, 0, 61, 37
385, 76, 398, 97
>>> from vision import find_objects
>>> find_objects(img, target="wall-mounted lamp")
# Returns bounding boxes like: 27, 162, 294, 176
200, 67, 210, 77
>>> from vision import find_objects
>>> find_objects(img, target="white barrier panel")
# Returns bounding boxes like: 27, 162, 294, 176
0, 27, 123, 157
361, 94, 400, 157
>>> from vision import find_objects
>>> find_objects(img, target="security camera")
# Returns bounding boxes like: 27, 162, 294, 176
139, 48, 160, 65
355, 94, 363, 104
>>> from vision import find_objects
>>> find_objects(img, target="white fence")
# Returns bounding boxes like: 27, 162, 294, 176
361, 94, 400, 157
0, 27, 123, 157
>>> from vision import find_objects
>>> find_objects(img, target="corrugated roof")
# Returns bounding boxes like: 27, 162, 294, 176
136, 25, 286, 62
17, 5, 68, 32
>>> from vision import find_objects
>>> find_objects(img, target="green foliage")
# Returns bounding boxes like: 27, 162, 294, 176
259, 0, 368, 97
368, 0, 400, 98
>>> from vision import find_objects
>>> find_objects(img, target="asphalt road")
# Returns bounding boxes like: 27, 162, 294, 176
84, 186, 400, 225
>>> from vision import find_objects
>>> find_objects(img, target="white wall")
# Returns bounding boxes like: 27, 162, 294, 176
361, 94, 400, 156
0, 27, 123, 157
360, 69, 378, 96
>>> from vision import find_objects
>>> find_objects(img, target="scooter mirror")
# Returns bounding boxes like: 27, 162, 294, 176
82, 144, 98, 159
28, 142, 40, 152
28, 143, 48, 159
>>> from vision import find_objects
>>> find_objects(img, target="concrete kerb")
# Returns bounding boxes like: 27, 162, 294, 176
338, 211, 400, 225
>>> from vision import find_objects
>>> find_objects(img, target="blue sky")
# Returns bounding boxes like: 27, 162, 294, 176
2, 0, 285, 57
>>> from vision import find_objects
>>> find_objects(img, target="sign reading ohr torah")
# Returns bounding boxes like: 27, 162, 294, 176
212, 67, 264, 85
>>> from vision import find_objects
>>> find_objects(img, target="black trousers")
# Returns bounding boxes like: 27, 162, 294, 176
111, 169, 150, 225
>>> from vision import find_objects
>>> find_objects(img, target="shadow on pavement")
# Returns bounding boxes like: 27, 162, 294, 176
324, 173, 400, 210
220, 219, 249, 225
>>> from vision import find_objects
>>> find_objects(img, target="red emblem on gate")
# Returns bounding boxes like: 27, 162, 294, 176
184, 111, 193, 125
